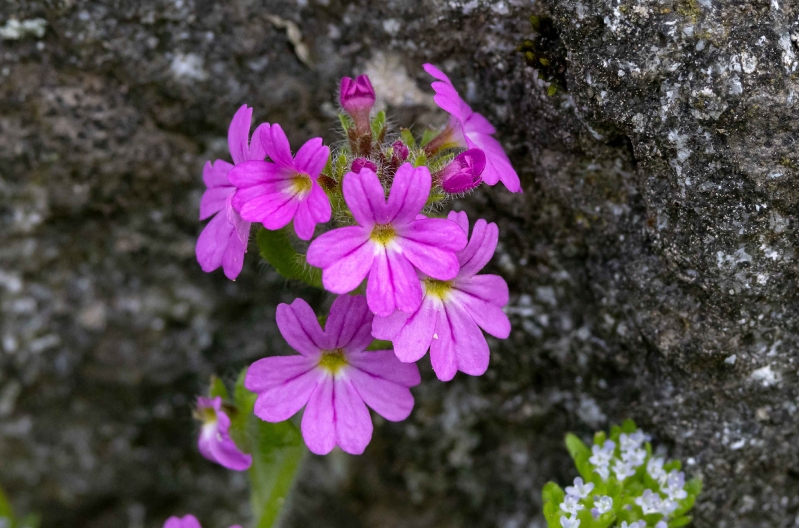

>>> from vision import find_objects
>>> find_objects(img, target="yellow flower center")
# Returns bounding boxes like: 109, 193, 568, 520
370, 223, 396, 245
290, 172, 313, 195
424, 278, 453, 300
318, 348, 348, 374
194, 406, 218, 425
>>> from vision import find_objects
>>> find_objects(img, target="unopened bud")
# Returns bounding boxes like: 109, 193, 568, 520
351, 158, 378, 174
436, 149, 485, 194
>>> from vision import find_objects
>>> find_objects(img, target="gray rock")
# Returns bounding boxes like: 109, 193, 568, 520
1, 0, 797, 527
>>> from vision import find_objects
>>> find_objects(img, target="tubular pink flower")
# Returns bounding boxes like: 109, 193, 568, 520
245, 295, 421, 455
340, 74, 376, 132
306, 164, 468, 317
163, 515, 241, 528
372, 211, 511, 381
194, 396, 252, 471
351, 158, 378, 174
436, 148, 485, 194
228, 124, 331, 241
422, 64, 522, 193
196, 105, 266, 280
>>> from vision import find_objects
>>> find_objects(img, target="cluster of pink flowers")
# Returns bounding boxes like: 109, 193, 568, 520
185, 64, 520, 495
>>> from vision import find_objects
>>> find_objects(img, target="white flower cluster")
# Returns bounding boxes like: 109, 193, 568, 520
558, 477, 613, 528
589, 431, 649, 482
633, 456, 689, 521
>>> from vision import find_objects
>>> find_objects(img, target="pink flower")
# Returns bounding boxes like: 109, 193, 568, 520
423, 64, 521, 193
372, 211, 511, 381
163, 515, 241, 528
340, 74, 376, 132
228, 124, 331, 240
196, 105, 267, 280
306, 164, 467, 317
435, 148, 485, 194
351, 157, 378, 174
194, 396, 252, 471
245, 295, 420, 455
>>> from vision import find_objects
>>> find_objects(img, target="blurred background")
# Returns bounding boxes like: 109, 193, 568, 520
2, 1, 799, 527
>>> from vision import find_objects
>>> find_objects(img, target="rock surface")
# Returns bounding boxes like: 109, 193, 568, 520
1, 0, 798, 527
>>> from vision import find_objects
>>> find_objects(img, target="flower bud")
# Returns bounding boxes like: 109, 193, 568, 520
436, 149, 485, 194
340, 75, 375, 133
391, 141, 409, 163
351, 158, 378, 174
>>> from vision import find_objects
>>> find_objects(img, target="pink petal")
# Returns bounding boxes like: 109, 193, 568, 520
382, 296, 438, 363
423, 63, 453, 85
324, 295, 373, 352
203, 159, 233, 188
370, 309, 409, 341
228, 105, 254, 165
196, 211, 234, 273
333, 378, 373, 455
430, 302, 490, 381
200, 186, 234, 220
349, 367, 416, 422
342, 169, 389, 226
455, 218, 499, 277
164, 515, 202, 528
453, 288, 511, 339
466, 134, 521, 192
367, 249, 422, 317
221, 217, 249, 280
260, 123, 295, 168
320, 241, 376, 294
432, 82, 469, 120
294, 137, 330, 178
386, 164, 432, 225
200, 426, 253, 470
245, 355, 319, 392
400, 238, 461, 281
307, 226, 371, 269
293, 199, 317, 241
401, 217, 468, 252
240, 189, 299, 230
446, 210, 470, 235
249, 122, 269, 161
307, 182, 332, 223
301, 376, 336, 455
228, 160, 286, 188
454, 273, 509, 307
251, 363, 322, 423
346, 350, 421, 387
463, 111, 497, 135
276, 298, 326, 356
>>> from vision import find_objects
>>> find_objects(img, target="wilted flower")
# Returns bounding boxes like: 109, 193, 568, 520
435, 148, 485, 194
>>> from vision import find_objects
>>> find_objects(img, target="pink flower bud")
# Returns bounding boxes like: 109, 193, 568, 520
438, 149, 485, 194
351, 158, 378, 173
391, 141, 410, 163
339, 75, 375, 132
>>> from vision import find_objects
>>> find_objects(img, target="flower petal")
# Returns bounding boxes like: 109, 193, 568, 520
370, 308, 409, 341
346, 349, 421, 387
251, 364, 321, 423
204, 429, 253, 470
454, 273, 509, 307
293, 199, 317, 241
430, 301, 489, 381
276, 298, 326, 356
203, 159, 233, 188
382, 295, 438, 363
294, 137, 330, 178
400, 238, 461, 281
386, 164, 432, 225
456, 218, 499, 277
221, 217, 249, 280
301, 375, 336, 455
463, 111, 497, 135
307, 182, 332, 223
244, 354, 319, 392
228, 160, 286, 188
367, 249, 422, 317
325, 295, 373, 352
228, 105, 254, 165
454, 288, 511, 339
349, 367, 415, 422
260, 123, 295, 168
446, 210, 470, 234
423, 63, 453, 84
342, 169, 388, 226
249, 122, 269, 161
164, 515, 202, 528
196, 211, 234, 273
200, 186, 234, 220
240, 189, 299, 230
307, 226, 371, 269
466, 134, 521, 192
333, 378, 373, 455
320, 240, 375, 294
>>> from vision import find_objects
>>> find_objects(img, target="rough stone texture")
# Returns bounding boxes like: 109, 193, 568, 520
1, 0, 798, 527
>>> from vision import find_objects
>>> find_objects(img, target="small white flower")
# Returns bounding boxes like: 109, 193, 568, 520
594, 464, 610, 481
664, 470, 688, 501
647, 456, 667, 485
635, 489, 664, 515
560, 494, 584, 516
613, 459, 635, 481
565, 477, 594, 499
590, 495, 612, 518
559, 515, 580, 528
622, 447, 647, 468
661, 498, 679, 516
589, 440, 616, 467
655, 522, 668, 528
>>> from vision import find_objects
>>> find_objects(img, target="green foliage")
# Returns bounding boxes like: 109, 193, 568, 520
366, 339, 393, 351
400, 128, 416, 148
0, 486, 40, 528
338, 113, 354, 135
216, 370, 306, 528
543, 420, 702, 528
371, 110, 386, 143
256, 227, 323, 289
420, 128, 437, 148
209, 375, 230, 400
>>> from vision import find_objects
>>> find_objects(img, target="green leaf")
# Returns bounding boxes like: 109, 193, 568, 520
338, 113, 354, 134
334, 154, 348, 180
565, 433, 593, 481
541, 482, 565, 527
371, 110, 386, 143
366, 339, 393, 351
413, 153, 427, 167
0, 484, 13, 521
209, 375, 230, 400
400, 128, 416, 148
620, 419, 638, 434
420, 128, 437, 147
249, 420, 305, 528
669, 515, 693, 528
256, 227, 323, 288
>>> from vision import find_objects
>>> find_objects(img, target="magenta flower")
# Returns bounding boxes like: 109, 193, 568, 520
340, 74, 376, 132
228, 124, 331, 240
423, 64, 521, 193
163, 515, 241, 528
195, 396, 252, 471
351, 157, 378, 174
196, 105, 267, 280
435, 148, 485, 194
306, 164, 467, 317
245, 295, 420, 455
372, 211, 511, 381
